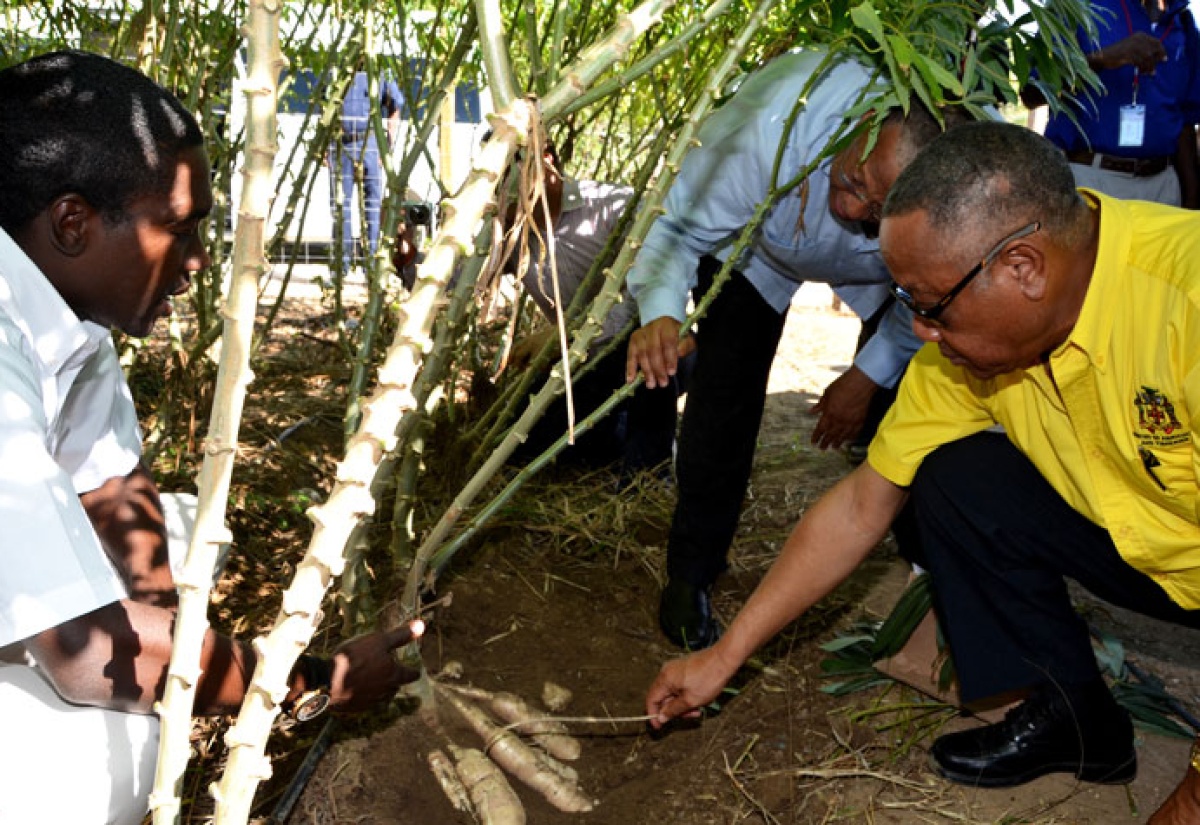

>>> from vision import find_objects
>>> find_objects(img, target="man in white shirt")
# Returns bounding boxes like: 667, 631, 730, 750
510, 141, 680, 476
0, 50, 419, 824
625, 48, 965, 649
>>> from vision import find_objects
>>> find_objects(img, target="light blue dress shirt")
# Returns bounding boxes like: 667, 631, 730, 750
626, 49, 920, 388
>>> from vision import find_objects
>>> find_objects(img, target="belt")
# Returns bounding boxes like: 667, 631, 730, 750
1065, 149, 1172, 177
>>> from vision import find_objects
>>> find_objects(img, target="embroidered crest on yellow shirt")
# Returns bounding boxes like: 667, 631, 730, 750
1133, 386, 1186, 448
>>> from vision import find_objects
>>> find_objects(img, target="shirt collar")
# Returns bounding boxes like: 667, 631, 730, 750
1052, 188, 1119, 371
0, 227, 108, 374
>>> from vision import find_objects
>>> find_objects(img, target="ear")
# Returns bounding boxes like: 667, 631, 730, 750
46, 194, 95, 258
1004, 240, 1047, 301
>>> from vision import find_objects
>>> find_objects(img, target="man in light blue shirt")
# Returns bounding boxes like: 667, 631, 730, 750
625, 49, 966, 648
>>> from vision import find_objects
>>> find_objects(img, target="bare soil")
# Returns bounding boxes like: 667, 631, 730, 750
184, 284, 1200, 825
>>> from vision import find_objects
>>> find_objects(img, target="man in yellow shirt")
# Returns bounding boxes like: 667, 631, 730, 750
644, 121, 1200, 821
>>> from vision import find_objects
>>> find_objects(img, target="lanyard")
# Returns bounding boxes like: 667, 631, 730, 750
1116, 0, 1177, 102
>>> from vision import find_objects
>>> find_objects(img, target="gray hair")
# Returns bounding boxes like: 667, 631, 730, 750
882, 121, 1089, 249
882, 102, 976, 168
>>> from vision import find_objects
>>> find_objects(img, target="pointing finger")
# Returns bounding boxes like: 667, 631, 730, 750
384, 619, 426, 650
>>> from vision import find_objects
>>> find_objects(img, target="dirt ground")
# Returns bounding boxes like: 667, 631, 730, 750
222, 284, 1200, 825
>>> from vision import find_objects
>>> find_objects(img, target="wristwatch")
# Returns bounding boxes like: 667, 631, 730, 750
1190, 738, 1200, 774
280, 654, 333, 722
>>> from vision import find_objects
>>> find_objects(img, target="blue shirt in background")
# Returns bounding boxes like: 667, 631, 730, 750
1044, 0, 1200, 158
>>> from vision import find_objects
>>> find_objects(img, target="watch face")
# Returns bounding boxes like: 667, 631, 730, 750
296, 691, 331, 722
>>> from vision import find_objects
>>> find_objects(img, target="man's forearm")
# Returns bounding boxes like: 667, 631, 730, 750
718, 465, 906, 666
27, 599, 255, 715
80, 464, 176, 607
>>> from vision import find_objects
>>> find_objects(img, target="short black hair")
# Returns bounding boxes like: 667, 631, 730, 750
882, 101, 975, 168
883, 121, 1086, 244
0, 50, 204, 233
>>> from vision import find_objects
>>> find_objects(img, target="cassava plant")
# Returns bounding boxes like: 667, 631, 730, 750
150, 2, 284, 822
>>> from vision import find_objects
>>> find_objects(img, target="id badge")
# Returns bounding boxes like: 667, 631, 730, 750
1119, 104, 1146, 148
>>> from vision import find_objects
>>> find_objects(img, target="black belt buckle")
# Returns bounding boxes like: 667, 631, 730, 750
1097, 153, 1168, 177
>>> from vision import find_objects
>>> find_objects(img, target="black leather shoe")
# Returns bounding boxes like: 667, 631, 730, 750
930, 682, 1136, 788
658, 579, 721, 650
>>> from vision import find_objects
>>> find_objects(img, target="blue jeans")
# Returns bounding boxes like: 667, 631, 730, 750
329, 131, 382, 267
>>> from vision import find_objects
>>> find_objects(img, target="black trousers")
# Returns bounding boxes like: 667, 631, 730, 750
909, 431, 1200, 704
517, 338, 679, 474
667, 258, 788, 587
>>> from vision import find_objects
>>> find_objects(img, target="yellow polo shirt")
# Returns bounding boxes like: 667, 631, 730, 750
869, 191, 1200, 609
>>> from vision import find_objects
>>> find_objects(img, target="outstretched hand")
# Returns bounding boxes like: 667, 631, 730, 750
809, 366, 879, 450
1148, 766, 1200, 824
391, 224, 417, 271
645, 645, 741, 729
1097, 32, 1168, 73
626, 317, 695, 389
328, 620, 425, 713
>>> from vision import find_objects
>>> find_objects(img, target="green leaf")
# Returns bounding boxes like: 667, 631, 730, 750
917, 54, 964, 99
849, 1, 886, 48
937, 655, 957, 692
820, 634, 876, 653
882, 47, 910, 112
820, 657, 876, 675
961, 45, 978, 92
1091, 628, 1126, 677
871, 573, 932, 659
821, 674, 892, 696
911, 68, 941, 112
886, 34, 916, 71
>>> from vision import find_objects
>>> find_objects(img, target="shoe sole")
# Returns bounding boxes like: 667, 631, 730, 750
931, 751, 1137, 789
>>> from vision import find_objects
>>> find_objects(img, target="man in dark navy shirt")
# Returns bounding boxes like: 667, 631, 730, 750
1029, 0, 1200, 207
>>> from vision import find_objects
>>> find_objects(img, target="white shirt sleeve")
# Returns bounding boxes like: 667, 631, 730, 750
853, 299, 922, 388
55, 335, 142, 495
0, 328, 126, 647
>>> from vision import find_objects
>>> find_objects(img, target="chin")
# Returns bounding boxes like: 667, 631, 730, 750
122, 318, 158, 339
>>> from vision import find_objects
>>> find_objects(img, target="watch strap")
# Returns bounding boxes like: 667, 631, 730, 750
280, 654, 333, 718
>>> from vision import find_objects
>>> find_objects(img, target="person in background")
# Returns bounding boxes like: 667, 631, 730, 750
390, 202, 430, 291
503, 140, 684, 480
0, 50, 420, 824
1026, 0, 1200, 207
623, 47, 965, 650
646, 121, 1200, 823
329, 67, 403, 270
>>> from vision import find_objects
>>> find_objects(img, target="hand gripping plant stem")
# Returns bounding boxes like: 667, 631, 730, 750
209, 100, 537, 825
149, 3, 283, 822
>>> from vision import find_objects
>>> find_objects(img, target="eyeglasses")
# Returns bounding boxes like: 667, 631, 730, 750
835, 169, 884, 223
889, 221, 1041, 322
